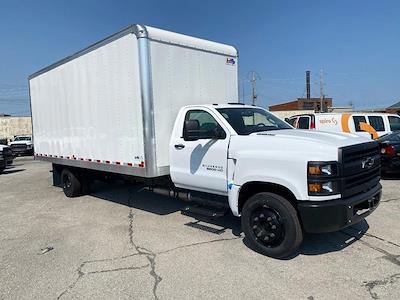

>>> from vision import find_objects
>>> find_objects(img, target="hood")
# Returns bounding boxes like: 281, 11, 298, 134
251, 129, 370, 148
10, 140, 32, 146
229, 129, 373, 162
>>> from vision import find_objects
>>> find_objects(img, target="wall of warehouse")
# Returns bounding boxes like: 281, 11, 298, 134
0, 117, 32, 143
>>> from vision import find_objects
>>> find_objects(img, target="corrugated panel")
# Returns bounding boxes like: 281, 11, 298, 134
150, 39, 238, 168
30, 34, 144, 166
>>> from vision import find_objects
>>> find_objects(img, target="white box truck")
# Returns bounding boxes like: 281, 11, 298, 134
29, 25, 381, 258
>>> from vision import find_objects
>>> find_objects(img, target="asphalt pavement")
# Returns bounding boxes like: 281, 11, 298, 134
0, 157, 399, 299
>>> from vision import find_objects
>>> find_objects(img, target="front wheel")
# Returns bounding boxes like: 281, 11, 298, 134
241, 192, 303, 259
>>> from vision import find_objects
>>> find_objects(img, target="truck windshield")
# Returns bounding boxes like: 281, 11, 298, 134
216, 107, 292, 135
14, 136, 31, 141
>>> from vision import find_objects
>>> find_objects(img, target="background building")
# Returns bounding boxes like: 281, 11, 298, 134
386, 101, 400, 114
0, 115, 32, 144
269, 97, 333, 112
269, 71, 332, 112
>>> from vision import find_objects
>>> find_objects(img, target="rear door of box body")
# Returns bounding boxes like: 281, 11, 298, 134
30, 34, 145, 170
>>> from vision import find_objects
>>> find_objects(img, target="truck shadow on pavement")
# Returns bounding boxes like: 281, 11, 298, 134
90, 180, 369, 259
2, 164, 25, 175
244, 220, 369, 259
297, 221, 369, 256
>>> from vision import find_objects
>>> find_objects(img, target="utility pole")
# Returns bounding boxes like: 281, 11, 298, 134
319, 69, 324, 112
249, 71, 260, 106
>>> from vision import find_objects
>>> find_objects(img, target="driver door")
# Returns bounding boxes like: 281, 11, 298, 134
170, 109, 230, 195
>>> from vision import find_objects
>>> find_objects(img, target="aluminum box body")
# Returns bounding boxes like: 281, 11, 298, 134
29, 25, 238, 177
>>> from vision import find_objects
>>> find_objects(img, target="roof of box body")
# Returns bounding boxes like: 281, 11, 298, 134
28, 24, 238, 80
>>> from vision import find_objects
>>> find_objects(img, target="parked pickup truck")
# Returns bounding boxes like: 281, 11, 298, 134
29, 24, 381, 258
9, 135, 34, 156
0, 145, 13, 173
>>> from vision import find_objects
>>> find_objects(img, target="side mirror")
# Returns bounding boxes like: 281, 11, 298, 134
183, 120, 200, 141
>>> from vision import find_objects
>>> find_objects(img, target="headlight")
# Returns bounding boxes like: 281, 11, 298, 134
308, 162, 340, 196
308, 162, 337, 176
308, 181, 339, 195
27, 145, 33, 149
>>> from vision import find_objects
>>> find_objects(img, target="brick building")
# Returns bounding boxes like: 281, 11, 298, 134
269, 97, 333, 112
268, 71, 333, 112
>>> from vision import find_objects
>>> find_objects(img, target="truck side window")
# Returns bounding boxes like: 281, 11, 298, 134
388, 116, 400, 131
185, 110, 225, 139
353, 116, 367, 132
298, 117, 310, 129
368, 116, 385, 132
287, 118, 296, 127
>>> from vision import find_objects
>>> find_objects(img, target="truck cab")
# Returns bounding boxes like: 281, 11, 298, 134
170, 104, 381, 258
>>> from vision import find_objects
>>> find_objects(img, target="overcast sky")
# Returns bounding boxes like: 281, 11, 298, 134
0, 0, 399, 116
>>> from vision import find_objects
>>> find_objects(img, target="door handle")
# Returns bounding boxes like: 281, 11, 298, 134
174, 144, 185, 150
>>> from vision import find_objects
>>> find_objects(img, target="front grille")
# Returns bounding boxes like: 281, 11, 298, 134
11, 144, 27, 150
340, 142, 381, 198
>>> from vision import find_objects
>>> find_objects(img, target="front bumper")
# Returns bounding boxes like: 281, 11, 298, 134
11, 148, 33, 155
3, 153, 13, 164
298, 183, 381, 233
0, 159, 6, 169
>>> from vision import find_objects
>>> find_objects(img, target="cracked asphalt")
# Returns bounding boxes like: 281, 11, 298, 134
1, 157, 399, 299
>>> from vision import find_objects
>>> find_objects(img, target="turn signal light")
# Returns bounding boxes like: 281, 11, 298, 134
308, 166, 321, 175
308, 183, 321, 193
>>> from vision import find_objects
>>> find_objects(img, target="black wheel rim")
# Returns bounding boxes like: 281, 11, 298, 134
62, 174, 72, 189
250, 204, 285, 247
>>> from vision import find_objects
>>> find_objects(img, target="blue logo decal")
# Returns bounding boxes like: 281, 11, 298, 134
228, 183, 234, 190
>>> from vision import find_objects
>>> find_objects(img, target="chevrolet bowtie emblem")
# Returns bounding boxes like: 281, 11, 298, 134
361, 157, 375, 169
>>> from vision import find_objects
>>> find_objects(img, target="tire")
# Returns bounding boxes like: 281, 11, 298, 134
0, 167, 4, 174
241, 192, 303, 259
61, 168, 82, 197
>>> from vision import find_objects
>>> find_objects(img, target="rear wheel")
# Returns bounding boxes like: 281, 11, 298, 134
61, 168, 82, 197
241, 192, 303, 258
